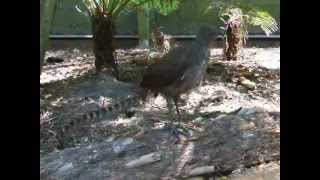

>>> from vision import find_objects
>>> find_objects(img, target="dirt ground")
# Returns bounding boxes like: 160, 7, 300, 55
40, 46, 279, 179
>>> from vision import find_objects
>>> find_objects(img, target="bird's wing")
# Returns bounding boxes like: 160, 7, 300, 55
140, 45, 191, 89
140, 61, 187, 89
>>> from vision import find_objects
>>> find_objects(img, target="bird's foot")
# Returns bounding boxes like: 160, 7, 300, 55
165, 122, 192, 143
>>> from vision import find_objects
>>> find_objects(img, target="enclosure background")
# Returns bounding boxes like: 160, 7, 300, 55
50, 0, 280, 35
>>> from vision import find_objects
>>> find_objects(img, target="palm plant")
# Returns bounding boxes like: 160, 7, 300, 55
213, 0, 279, 60
76, 0, 180, 78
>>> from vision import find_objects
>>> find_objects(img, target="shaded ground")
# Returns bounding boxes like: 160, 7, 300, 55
40, 47, 280, 179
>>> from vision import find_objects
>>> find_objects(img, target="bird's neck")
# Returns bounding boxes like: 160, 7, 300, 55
196, 39, 210, 48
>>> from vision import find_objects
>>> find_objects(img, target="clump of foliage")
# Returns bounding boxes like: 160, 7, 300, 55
76, 0, 181, 78
211, 0, 279, 60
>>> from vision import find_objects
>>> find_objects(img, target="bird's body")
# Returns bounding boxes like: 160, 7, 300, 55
141, 27, 213, 93
59, 26, 216, 145
140, 26, 215, 135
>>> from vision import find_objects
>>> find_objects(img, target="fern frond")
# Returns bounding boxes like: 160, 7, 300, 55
247, 9, 278, 36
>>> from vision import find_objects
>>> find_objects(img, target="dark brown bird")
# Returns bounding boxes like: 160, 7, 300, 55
58, 27, 216, 148
140, 26, 216, 136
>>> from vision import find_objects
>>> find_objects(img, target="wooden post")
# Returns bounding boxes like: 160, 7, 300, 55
137, 7, 150, 48
40, 0, 57, 75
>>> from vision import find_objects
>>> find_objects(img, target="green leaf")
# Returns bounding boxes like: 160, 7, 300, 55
247, 9, 278, 36
75, 4, 90, 16
216, 1, 279, 37
112, 0, 131, 17
78, 0, 181, 18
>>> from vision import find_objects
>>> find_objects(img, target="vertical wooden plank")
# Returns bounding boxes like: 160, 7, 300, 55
137, 7, 150, 48
40, 0, 57, 74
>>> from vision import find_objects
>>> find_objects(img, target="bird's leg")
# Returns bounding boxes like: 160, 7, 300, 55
165, 96, 174, 122
163, 96, 190, 140
173, 96, 190, 137
164, 97, 180, 137
173, 96, 181, 123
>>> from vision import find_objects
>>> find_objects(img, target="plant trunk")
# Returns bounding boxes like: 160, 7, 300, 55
40, 0, 56, 75
224, 21, 243, 61
91, 14, 119, 79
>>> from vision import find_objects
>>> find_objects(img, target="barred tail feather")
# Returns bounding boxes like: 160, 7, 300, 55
61, 95, 142, 135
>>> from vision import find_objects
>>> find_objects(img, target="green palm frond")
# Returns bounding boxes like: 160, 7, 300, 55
112, 0, 131, 17
213, 0, 278, 36
150, 0, 180, 15
131, 0, 180, 15
76, 0, 134, 18
246, 9, 278, 36
76, 0, 180, 18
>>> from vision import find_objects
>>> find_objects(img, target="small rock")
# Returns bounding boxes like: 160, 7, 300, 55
125, 152, 161, 168
106, 136, 115, 142
56, 163, 73, 176
76, 56, 83, 61
82, 137, 89, 142
239, 77, 256, 90
231, 77, 239, 83
112, 138, 134, 154
44, 94, 52, 99
192, 117, 205, 124
239, 121, 256, 131
73, 48, 80, 53
238, 107, 262, 116
242, 132, 255, 138
188, 166, 215, 176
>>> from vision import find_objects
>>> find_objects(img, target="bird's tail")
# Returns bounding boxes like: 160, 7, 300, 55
59, 89, 148, 140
